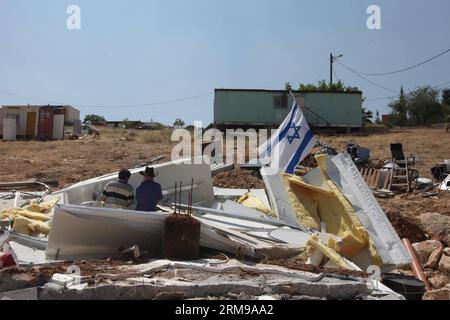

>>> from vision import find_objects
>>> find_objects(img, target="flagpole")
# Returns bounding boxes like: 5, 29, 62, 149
288, 90, 297, 106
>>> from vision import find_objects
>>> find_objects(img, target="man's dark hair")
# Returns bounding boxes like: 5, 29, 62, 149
118, 169, 131, 181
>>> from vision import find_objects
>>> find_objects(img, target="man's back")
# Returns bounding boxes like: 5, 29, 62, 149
102, 180, 135, 208
136, 180, 163, 212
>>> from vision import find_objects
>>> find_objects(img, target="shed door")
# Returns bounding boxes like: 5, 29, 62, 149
26, 112, 37, 136
38, 109, 53, 138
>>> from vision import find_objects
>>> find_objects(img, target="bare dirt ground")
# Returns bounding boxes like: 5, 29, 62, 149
0, 126, 449, 220
318, 127, 450, 179
0, 128, 174, 188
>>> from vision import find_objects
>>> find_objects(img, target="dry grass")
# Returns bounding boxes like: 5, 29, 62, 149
0, 128, 174, 188
142, 129, 173, 144
0, 127, 449, 188
318, 127, 450, 178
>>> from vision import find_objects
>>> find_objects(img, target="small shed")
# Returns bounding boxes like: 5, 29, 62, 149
0, 105, 40, 137
63, 106, 81, 124
37, 106, 65, 140
0, 105, 80, 139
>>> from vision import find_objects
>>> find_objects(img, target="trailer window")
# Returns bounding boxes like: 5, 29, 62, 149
273, 95, 288, 109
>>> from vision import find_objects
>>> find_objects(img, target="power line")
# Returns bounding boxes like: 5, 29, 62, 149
365, 81, 450, 102
332, 65, 339, 83
340, 48, 450, 76
0, 88, 60, 104
335, 60, 399, 93
436, 81, 450, 89
365, 95, 397, 102
0, 89, 213, 109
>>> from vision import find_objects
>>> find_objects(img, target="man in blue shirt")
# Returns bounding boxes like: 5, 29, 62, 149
136, 167, 163, 212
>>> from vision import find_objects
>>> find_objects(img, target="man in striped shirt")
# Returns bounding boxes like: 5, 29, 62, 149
101, 169, 135, 209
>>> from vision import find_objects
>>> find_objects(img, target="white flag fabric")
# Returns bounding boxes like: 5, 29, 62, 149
259, 102, 316, 174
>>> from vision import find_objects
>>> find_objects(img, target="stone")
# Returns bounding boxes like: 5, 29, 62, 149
422, 288, 450, 300
425, 245, 444, 269
412, 240, 443, 267
419, 213, 450, 246
428, 273, 450, 290
438, 248, 450, 274
12, 273, 36, 283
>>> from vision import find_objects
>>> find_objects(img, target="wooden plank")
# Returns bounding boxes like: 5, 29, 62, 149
369, 169, 377, 187
361, 168, 367, 181
374, 170, 381, 188
367, 169, 373, 187
0, 180, 58, 190
386, 168, 393, 190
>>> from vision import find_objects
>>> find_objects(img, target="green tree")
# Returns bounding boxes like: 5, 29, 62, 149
285, 82, 293, 91
122, 118, 131, 128
362, 107, 374, 124
318, 80, 328, 91
173, 118, 185, 128
388, 86, 408, 126
407, 86, 443, 126
443, 89, 450, 121
442, 89, 450, 106
84, 114, 105, 124
299, 83, 318, 91
375, 110, 381, 124
298, 80, 359, 92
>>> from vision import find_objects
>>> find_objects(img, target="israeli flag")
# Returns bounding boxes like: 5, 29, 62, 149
259, 101, 316, 174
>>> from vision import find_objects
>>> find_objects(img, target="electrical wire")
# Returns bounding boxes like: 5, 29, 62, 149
365, 95, 397, 102
435, 81, 450, 89
365, 81, 450, 102
335, 60, 399, 93
332, 65, 339, 83
339, 48, 450, 76
0, 88, 213, 109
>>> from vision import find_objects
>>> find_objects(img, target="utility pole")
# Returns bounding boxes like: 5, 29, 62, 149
330, 53, 343, 85
330, 53, 333, 85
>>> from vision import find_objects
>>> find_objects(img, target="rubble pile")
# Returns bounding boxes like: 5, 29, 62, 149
380, 192, 450, 218
386, 211, 450, 299
409, 238, 450, 300
1, 153, 449, 300
385, 209, 427, 243
213, 169, 265, 189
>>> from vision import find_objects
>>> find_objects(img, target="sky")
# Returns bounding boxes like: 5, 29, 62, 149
0, 0, 449, 125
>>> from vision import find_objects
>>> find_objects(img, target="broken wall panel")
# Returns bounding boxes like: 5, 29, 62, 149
46, 204, 295, 261
63, 156, 215, 207
260, 167, 301, 229
46, 201, 306, 262
46, 206, 166, 260
326, 153, 411, 271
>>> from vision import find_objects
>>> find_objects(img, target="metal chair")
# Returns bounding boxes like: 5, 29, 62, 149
388, 143, 419, 192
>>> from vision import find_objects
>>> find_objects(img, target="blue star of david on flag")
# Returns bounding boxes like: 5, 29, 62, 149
286, 123, 301, 144
258, 101, 316, 174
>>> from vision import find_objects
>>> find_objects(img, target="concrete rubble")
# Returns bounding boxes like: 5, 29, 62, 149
1, 153, 444, 300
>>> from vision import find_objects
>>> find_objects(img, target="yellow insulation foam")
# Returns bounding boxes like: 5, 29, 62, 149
238, 193, 277, 217
282, 154, 382, 266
